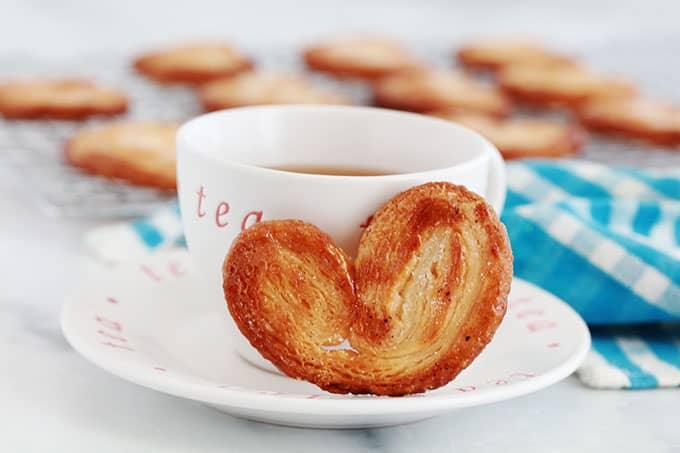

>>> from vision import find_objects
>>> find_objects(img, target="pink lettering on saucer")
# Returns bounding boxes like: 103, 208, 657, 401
96, 314, 133, 351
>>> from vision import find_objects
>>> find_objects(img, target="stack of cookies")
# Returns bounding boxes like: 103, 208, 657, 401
1, 37, 677, 191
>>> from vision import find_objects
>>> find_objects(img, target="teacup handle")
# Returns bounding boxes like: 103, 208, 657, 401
485, 145, 507, 214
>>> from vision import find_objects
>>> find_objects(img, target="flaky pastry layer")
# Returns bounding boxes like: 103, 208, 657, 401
223, 182, 513, 395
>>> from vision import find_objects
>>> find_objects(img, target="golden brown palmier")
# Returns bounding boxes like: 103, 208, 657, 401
373, 70, 511, 116
498, 64, 636, 108
303, 37, 423, 80
199, 72, 350, 111
0, 79, 127, 120
432, 111, 586, 159
578, 97, 680, 146
223, 182, 513, 396
456, 39, 575, 72
134, 42, 253, 84
65, 121, 178, 190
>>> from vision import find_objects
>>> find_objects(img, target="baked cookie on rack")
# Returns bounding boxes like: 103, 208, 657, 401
134, 42, 253, 84
303, 37, 423, 80
224, 182, 512, 396
432, 110, 586, 159
498, 64, 636, 108
578, 97, 680, 146
65, 121, 179, 190
0, 79, 127, 120
373, 70, 511, 115
456, 39, 575, 72
198, 72, 350, 111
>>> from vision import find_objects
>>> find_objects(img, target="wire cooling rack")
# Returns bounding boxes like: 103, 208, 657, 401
0, 43, 678, 219
0, 55, 195, 218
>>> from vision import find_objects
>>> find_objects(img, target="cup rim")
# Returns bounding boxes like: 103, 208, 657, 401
177, 105, 497, 182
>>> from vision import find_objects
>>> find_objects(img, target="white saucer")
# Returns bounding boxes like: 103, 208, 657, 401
61, 250, 590, 429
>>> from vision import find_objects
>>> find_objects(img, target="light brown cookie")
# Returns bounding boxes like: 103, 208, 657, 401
433, 111, 586, 159
223, 182, 512, 396
134, 42, 253, 84
0, 79, 127, 120
457, 39, 575, 72
303, 37, 423, 80
65, 121, 179, 190
498, 65, 636, 108
578, 97, 680, 146
198, 72, 350, 111
373, 70, 511, 116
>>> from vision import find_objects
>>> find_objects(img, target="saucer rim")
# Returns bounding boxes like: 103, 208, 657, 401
61, 252, 590, 416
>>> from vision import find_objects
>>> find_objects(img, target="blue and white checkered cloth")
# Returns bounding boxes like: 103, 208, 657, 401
85, 160, 680, 389
502, 161, 680, 389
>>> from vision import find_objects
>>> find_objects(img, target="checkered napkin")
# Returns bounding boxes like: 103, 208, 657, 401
502, 161, 680, 389
85, 160, 680, 389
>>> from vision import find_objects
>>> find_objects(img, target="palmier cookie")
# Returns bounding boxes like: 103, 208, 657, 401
0, 79, 127, 120
65, 121, 179, 190
373, 70, 511, 116
134, 42, 253, 84
433, 111, 586, 159
498, 65, 636, 108
223, 182, 513, 396
457, 39, 575, 72
578, 97, 680, 146
303, 37, 423, 80
199, 72, 350, 111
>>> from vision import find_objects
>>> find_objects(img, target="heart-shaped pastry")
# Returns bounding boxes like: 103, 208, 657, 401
223, 182, 513, 396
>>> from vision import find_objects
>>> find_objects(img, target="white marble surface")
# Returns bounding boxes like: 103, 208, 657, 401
2, 1, 680, 451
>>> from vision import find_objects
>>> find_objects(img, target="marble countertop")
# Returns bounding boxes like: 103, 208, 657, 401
2, 1, 680, 451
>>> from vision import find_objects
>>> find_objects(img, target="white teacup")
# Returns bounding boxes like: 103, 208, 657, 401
177, 105, 506, 372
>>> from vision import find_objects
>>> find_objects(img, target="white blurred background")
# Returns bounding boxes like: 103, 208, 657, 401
2, 0, 679, 57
